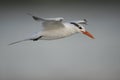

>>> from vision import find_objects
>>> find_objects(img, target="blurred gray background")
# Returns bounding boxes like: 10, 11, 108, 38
0, 0, 120, 80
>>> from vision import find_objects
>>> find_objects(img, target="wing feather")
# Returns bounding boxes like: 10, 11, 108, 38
28, 13, 65, 30
42, 20, 65, 30
28, 13, 64, 21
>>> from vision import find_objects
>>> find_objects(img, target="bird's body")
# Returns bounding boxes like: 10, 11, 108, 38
40, 23, 79, 40
9, 14, 94, 45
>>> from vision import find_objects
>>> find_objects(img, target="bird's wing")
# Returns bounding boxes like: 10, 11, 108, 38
70, 19, 88, 25
76, 19, 88, 25
28, 13, 64, 22
28, 13, 65, 30
42, 20, 65, 30
33, 17, 65, 30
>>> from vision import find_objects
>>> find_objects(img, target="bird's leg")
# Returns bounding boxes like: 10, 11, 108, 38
32, 36, 42, 41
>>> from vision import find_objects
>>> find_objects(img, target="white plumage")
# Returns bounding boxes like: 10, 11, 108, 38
9, 14, 94, 45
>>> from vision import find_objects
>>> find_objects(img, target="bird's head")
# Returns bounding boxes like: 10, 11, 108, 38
70, 22, 95, 39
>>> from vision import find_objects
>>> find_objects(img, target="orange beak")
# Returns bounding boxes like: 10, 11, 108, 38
81, 30, 95, 39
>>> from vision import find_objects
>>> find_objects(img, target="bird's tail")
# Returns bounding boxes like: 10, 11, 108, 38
9, 38, 33, 45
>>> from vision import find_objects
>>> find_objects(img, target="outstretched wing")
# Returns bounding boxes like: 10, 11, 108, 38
28, 14, 65, 30
77, 19, 88, 25
28, 13, 64, 22
70, 19, 87, 25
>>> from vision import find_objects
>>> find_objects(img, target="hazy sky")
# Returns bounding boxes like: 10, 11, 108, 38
0, 0, 120, 80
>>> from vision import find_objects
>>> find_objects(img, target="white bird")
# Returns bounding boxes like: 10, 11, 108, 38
9, 14, 94, 45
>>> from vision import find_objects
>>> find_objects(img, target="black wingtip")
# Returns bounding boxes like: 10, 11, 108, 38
32, 16, 40, 20
83, 19, 87, 22
27, 13, 40, 21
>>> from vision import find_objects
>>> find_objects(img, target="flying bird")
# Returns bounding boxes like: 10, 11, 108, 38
9, 14, 94, 45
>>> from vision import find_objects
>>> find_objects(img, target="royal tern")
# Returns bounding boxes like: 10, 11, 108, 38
9, 14, 94, 45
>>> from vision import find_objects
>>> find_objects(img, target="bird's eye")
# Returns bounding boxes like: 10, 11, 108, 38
79, 27, 82, 29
